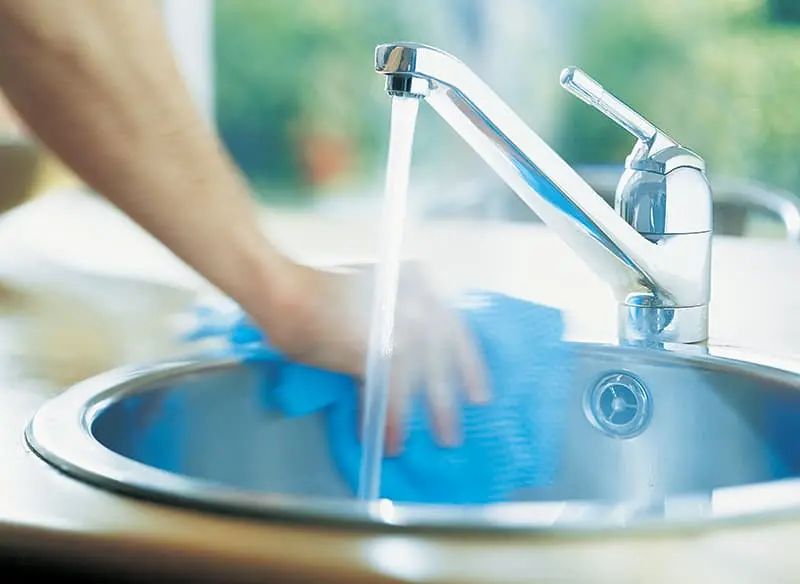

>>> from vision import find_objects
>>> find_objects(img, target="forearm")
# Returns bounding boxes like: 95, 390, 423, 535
0, 0, 298, 328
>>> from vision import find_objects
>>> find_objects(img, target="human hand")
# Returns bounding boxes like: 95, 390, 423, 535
258, 261, 491, 455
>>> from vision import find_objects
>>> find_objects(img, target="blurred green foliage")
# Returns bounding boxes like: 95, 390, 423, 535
555, 0, 800, 193
215, 0, 800, 198
214, 0, 409, 195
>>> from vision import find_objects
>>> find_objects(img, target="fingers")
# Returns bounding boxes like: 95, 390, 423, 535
383, 352, 414, 457
358, 323, 485, 455
356, 362, 406, 457
449, 311, 492, 405
424, 324, 462, 448
354, 265, 492, 457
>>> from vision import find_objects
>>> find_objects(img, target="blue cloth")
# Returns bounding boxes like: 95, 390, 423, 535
186, 291, 574, 504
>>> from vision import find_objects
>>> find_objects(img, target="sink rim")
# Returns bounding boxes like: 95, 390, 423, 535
24, 342, 800, 535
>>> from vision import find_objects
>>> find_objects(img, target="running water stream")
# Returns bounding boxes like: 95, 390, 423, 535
356, 96, 420, 501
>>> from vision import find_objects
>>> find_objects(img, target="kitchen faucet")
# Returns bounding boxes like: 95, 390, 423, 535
375, 42, 712, 345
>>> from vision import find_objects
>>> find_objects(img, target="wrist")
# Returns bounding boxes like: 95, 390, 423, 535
245, 254, 316, 353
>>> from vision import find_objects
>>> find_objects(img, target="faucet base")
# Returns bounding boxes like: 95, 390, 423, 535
618, 304, 709, 345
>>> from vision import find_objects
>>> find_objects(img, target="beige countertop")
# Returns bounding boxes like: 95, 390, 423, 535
1, 190, 800, 582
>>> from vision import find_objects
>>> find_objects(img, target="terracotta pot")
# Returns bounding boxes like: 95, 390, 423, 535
298, 133, 352, 187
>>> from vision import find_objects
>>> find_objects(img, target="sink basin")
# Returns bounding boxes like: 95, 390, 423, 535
25, 342, 800, 532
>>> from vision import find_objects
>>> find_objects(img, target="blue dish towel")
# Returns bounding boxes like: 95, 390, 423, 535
186, 290, 574, 504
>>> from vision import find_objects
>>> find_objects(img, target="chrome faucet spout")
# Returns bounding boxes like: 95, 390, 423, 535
375, 42, 713, 344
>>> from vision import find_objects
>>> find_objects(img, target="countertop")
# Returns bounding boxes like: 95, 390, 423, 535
2, 190, 800, 582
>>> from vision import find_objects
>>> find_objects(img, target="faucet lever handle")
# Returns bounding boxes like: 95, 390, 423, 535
559, 67, 665, 146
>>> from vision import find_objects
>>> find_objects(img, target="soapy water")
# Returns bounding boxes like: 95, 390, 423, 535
357, 96, 420, 500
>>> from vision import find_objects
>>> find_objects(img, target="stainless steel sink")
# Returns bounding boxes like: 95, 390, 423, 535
25, 342, 800, 533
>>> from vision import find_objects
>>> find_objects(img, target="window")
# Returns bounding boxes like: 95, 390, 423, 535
202, 0, 800, 210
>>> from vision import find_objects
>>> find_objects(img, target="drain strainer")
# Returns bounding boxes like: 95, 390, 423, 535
584, 372, 651, 439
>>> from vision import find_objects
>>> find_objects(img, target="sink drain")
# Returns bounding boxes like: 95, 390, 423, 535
584, 372, 651, 439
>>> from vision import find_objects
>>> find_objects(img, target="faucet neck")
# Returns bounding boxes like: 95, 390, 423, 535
375, 43, 712, 345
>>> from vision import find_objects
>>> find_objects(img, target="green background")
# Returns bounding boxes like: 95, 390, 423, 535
214, 0, 800, 202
